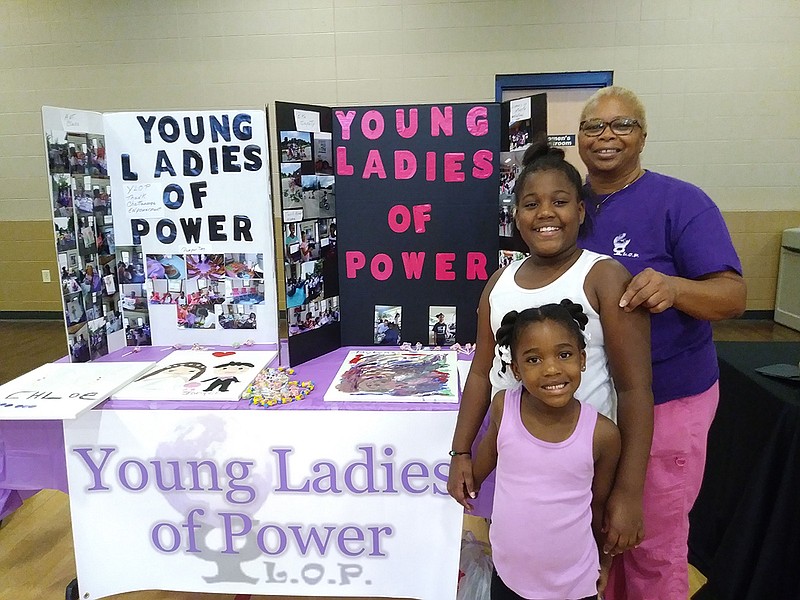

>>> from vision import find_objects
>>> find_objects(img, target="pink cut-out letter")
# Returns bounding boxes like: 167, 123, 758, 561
396, 109, 418, 139
430, 106, 453, 137
388, 205, 411, 233
435, 253, 456, 280
466, 106, 488, 136
362, 149, 387, 179
425, 152, 436, 181
335, 110, 357, 140
345, 251, 366, 278
443, 153, 465, 182
401, 252, 426, 279
466, 252, 488, 280
394, 150, 417, 180
370, 254, 393, 281
336, 146, 354, 176
361, 110, 385, 140
412, 204, 432, 233
472, 149, 494, 179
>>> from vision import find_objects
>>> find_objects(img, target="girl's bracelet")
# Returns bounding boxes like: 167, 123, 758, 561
448, 450, 471, 457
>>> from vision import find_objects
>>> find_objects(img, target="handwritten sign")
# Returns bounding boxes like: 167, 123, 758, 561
0, 362, 154, 420
293, 109, 321, 133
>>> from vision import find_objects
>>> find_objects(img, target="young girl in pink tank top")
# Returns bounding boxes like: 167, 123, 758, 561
472, 301, 620, 600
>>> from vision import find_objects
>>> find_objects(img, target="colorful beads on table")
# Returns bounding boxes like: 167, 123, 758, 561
241, 365, 314, 408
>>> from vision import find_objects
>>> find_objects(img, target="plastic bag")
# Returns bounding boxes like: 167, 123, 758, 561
457, 530, 493, 600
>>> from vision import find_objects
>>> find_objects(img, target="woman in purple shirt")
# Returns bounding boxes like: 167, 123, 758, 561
577, 86, 746, 600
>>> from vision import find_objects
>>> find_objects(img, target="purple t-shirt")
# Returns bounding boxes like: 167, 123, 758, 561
579, 171, 742, 404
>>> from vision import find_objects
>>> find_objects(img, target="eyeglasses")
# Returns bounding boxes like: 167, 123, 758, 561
579, 117, 642, 137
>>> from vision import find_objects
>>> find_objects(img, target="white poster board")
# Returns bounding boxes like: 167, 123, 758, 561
0, 362, 153, 420
64, 409, 462, 600
105, 110, 279, 347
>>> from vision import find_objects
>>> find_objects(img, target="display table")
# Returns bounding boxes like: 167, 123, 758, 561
1, 346, 464, 600
689, 341, 800, 600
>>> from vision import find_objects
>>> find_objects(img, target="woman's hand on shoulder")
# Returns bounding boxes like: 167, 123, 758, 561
619, 267, 677, 313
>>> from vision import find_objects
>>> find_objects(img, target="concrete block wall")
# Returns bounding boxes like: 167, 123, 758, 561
0, 0, 798, 314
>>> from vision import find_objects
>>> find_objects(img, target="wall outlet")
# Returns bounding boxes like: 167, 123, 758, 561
41, 269, 51, 283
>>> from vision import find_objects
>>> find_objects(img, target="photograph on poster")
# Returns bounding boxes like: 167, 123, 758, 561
77, 216, 96, 255
55, 217, 77, 252
324, 350, 459, 403
51, 174, 72, 217
280, 131, 312, 162
98, 224, 114, 255
67, 133, 89, 175
146, 254, 186, 280
116, 247, 146, 284
148, 279, 173, 304
509, 119, 532, 151
288, 296, 340, 336
429, 306, 456, 346
87, 135, 108, 177
313, 132, 333, 174
227, 278, 265, 305
178, 302, 218, 329
124, 311, 151, 346
219, 304, 257, 330
184, 254, 225, 280
64, 291, 86, 328
120, 283, 148, 311
288, 220, 318, 264
91, 183, 112, 218
88, 316, 108, 359
500, 249, 527, 268
374, 305, 403, 345
224, 253, 263, 279
99, 257, 117, 296
47, 131, 69, 173
280, 162, 303, 205
79, 262, 103, 296
286, 260, 323, 308
72, 175, 94, 215
68, 323, 90, 363
83, 290, 103, 322
298, 174, 336, 219
105, 310, 123, 334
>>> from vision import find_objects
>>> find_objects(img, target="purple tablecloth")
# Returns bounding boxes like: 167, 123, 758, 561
1, 346, 467, 520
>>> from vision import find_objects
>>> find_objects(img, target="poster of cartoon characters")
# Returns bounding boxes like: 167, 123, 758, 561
323, 350, 459, 403
112, 350, 277, 402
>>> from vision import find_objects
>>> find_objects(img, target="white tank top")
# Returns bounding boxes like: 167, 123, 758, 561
488, 250, 616, 421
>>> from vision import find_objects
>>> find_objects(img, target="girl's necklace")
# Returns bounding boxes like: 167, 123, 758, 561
592, 169, 645, 213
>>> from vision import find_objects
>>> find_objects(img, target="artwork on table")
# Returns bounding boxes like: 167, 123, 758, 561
0, 361, 155, 420
324, 350, 459, 403
112, 350, 277, 402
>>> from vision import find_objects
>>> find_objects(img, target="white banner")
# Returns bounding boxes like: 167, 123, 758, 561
64, 409, 462, 600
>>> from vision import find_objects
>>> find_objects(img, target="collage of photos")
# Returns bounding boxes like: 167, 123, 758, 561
144, 253, 266, 331
48, 128, 121, 361
275, 110, 340, 342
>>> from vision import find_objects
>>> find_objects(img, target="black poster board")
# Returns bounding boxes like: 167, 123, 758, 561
333, 103, 500, 346
274, 101, 341, 366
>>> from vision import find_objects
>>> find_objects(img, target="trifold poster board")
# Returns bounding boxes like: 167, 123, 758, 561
0, 362, 154, 420
112, 350, 277, 402
42, 107, 279, 362
324, 350, 459, 403
277, 101, 501, 366
275, 102, 342, 367
64, 409, 462, 600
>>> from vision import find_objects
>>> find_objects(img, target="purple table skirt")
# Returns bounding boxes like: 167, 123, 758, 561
1, 345, 470, 520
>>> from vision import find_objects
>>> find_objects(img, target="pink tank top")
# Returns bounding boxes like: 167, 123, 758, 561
490, 386, 599, 599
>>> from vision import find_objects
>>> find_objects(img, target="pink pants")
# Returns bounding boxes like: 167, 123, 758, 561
605, 381, 719, 600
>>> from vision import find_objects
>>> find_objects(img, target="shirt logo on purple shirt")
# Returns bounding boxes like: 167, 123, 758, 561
612, 233, 639, 258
